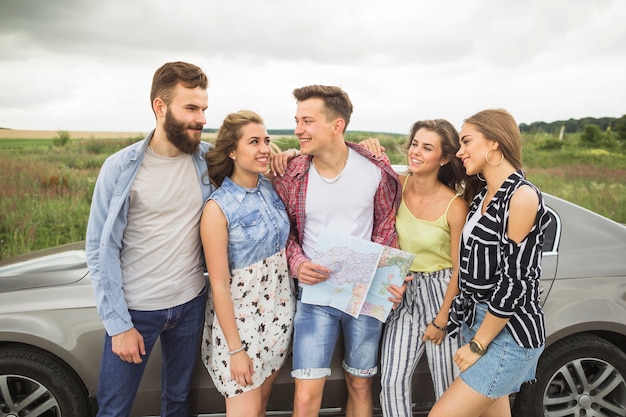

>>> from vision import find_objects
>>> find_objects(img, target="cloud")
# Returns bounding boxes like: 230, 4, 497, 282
1, 0, 625, 133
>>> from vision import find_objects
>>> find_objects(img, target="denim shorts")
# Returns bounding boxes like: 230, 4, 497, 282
291, 299, 383, 379
460, 303, 544, 398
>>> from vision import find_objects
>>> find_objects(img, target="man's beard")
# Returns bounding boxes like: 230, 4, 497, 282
164, 110, 203, 154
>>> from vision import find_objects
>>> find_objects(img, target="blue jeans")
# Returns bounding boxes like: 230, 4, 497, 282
96, 287, 206, 417
291, 299, 383, 379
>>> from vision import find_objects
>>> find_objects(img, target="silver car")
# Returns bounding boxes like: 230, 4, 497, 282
1, 193, 625, 417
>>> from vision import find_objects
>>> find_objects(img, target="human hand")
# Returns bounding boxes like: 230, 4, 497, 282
296, 260, 331, 285
358, 138, 385, 159
389, 274, 413, 309
111, 328, 146, 364
453, 343, 480, 372
270, 148, 299, 177
387, 283, 405, 309
230, 350, 254, 387
423, 319, 446, 345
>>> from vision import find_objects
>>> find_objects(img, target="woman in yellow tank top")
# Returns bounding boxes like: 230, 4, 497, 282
362, 119, 476, 416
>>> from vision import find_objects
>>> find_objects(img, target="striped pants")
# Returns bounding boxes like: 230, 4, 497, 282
379, 269, 459, 417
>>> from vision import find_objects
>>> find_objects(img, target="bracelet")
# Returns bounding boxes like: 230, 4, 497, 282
292, 149, 301, 157
227, 344, 245, 355
431, 319, 447, 332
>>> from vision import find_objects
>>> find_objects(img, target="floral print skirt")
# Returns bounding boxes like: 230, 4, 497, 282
202, 249, 295, 397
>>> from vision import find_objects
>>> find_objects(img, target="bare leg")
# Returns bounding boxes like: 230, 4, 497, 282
428, 377, 499, 417
292, 378, 326, 417
480, 396, 511, 417
225, 387, 263, 417
345, 372, 373, 417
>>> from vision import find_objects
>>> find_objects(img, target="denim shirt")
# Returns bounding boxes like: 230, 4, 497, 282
85, 130, 215, 336
210, 175, 289, 270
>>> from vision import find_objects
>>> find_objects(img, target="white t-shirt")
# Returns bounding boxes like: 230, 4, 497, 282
302, 148, 382, 258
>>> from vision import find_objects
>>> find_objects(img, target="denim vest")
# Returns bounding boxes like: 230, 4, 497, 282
210, 175, 290, 270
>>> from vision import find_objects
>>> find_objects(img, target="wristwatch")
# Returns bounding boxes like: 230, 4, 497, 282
469, 338, 487, 356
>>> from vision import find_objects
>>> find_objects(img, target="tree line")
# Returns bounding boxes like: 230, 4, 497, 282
520, 115, 626, 140
204, 115, 626, 142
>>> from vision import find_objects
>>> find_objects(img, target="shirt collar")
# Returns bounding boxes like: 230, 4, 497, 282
220, 174, 269, 203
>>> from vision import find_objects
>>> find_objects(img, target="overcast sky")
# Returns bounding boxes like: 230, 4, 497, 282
1, 0, 625, 134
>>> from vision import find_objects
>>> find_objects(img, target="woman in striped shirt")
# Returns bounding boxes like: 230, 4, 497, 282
429, 109, 551, 417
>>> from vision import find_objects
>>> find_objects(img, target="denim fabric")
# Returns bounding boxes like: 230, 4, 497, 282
85, 131, 214, 336
96, 287, 206, 417
210, 175, 289, 270
291, 299, 383, 379
459, 302, 544, 398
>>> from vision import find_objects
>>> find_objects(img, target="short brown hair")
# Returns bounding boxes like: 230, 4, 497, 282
292, 85, 353, 131
150, 61, 208, 107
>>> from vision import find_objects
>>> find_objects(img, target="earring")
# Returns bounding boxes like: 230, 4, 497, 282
477, 173, 486, 182
485, 149, 504, 166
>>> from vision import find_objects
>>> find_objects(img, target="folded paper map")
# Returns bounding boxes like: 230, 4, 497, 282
301, 228, 415, 322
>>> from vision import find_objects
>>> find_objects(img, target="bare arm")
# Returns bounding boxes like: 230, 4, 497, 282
423, 196, 468, 344
454, 186, 540, 370
200, 201, 254, 386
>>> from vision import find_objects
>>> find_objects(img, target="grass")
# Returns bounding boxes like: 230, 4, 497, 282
522, 137, 626, 224
0, 138, 137, 260
1, 133, 624, 260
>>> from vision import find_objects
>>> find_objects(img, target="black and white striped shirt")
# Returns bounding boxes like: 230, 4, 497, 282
448, 171, 550, 348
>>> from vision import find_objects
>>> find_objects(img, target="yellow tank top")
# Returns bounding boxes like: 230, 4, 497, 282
396, 180, 459, 273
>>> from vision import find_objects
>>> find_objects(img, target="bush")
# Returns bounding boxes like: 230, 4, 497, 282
615, 114, 626, 142
580, 124, 618, 150
53, 130, 71, 147
271, 137, 300, 151
534, 138, 565, 151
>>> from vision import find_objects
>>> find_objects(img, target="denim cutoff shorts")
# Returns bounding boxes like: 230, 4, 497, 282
460, 303, 544, 398
291, 298, 383, 379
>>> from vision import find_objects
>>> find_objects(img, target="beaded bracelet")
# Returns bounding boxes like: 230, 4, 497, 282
431, 319, 447, 332
227, 344, 245, 355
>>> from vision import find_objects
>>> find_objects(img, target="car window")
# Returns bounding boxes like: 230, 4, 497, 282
542, 207, 560, 255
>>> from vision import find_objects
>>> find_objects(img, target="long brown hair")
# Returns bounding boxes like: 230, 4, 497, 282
204, 110, 265, 188
463, 109, 523, 171
406, 119, 479, 203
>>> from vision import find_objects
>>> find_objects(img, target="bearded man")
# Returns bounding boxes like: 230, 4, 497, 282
86, 61, 215, 417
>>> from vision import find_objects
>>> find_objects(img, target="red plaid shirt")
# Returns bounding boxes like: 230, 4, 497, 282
273, 141, 401, 278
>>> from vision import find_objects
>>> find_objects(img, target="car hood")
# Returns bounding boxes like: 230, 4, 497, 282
0, 242, 89, 292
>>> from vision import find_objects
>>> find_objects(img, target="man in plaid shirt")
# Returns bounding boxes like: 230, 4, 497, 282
273, 85, 402, 417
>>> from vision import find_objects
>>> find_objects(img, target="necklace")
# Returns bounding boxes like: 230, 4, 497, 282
311, 151, 349, 184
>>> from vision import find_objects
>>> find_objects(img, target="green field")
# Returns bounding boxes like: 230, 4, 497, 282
1, 132, 625, 260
